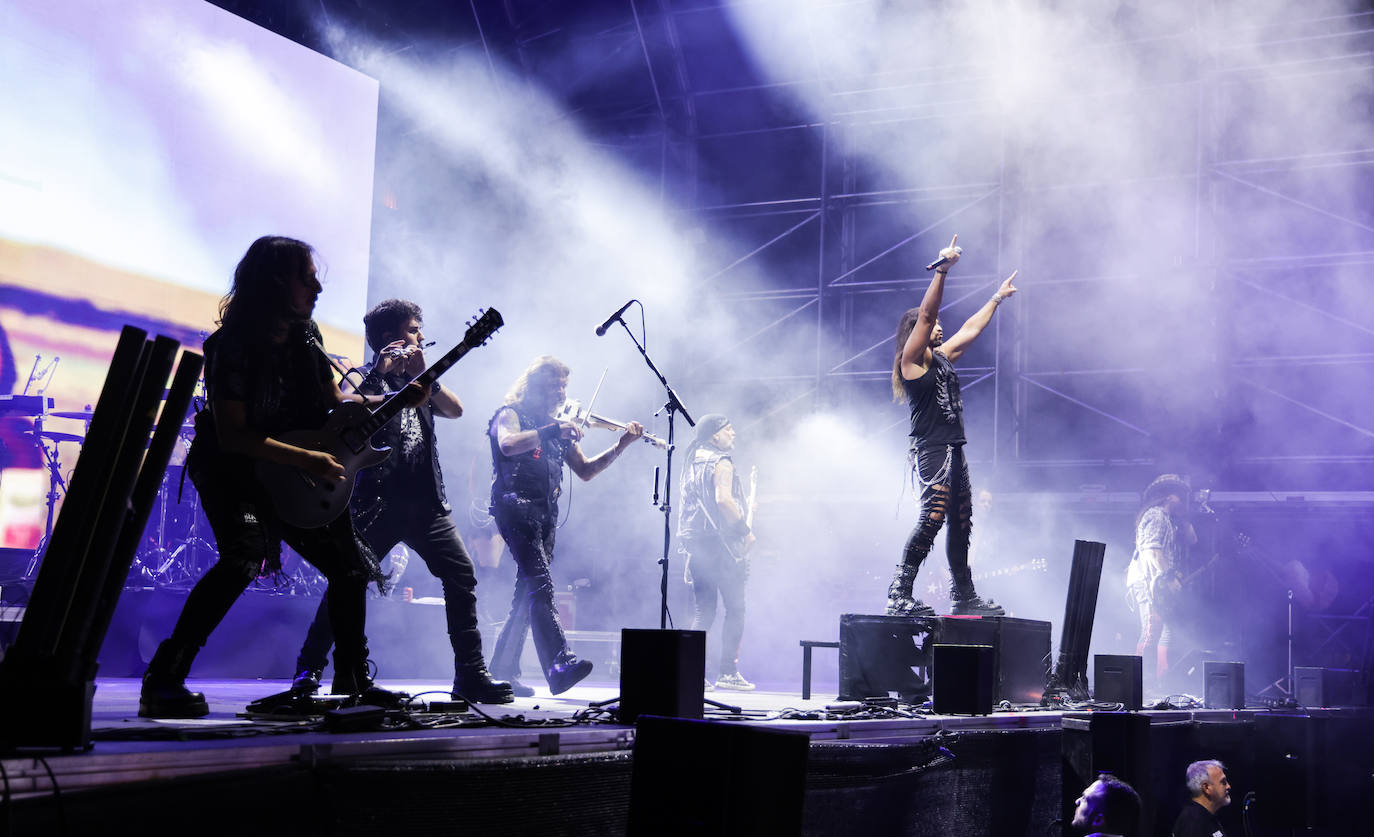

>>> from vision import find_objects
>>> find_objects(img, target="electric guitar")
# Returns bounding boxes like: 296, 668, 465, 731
723, 466, 758, 562
1150, 533, 1247, 622
257, 308, 503, 528
926, 557, 1049, 608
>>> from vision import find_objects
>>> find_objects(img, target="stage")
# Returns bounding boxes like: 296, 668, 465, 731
2, 673, 1367, 836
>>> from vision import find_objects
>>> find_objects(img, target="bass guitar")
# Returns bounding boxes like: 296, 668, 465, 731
723, 466, 758, 562
257, 308, 503, 528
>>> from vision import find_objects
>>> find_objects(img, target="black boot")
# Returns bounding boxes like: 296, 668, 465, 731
139, 639, 209, 718
885, 563, 935, 617
454, 664, 515, 704
546, 651, 593, 696
290, 656, 323, 695
949, 569, 1005, 617
332, 648, 405, 708
450, 627, 515, 703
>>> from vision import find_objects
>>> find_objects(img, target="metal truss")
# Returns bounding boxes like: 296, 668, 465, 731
651, 2, 1374, 492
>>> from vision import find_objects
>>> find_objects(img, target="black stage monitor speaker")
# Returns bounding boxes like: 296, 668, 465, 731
1094, 654, 1143, 710
1293, 666, 1362, 707
620, 628, 705, 723
629, 715, 809, 836
1203, 661, 1245, 709
933, 644, 995, 715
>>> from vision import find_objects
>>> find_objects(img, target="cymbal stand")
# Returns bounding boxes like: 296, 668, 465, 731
26, 415, 69, 580
159, 483, 216, 590
127, 465, 174, 588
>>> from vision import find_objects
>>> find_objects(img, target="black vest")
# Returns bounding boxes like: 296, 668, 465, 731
352, 362, 448, 513
488, 405, 566, 517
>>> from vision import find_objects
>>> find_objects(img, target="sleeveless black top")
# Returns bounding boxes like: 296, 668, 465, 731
902, 349, 965, 448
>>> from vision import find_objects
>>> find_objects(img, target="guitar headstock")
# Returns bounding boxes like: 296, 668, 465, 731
464, 308, 504, 347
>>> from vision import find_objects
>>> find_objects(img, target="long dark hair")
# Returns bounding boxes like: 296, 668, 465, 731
217, 236, 316, 336
891, 307, 921, 402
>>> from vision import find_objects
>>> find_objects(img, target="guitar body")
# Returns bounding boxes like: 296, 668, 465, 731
256, 401, 391, 528
254, 307, 503, 529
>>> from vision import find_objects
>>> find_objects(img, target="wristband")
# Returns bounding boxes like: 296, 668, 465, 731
989, 294, 1005, 306
430, 379, 442, 395
537, 423, 561, 444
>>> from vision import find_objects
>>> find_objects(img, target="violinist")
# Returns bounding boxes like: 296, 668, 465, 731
487, 355, 644, 696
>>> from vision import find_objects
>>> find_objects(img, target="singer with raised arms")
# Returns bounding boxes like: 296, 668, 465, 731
886, 234, 1019, 618
486, 356, 644, 696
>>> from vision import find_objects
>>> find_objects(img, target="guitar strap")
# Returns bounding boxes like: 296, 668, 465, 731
304, 331, 368, 391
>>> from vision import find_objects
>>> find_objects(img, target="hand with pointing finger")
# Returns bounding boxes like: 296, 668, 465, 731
932, 233, 961, 272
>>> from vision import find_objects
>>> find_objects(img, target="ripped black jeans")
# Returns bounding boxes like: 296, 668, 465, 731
901, 444, 976, 597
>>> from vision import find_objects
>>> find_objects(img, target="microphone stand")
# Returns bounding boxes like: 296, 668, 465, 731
594, 315, 741, 718
608, 316, 694, 629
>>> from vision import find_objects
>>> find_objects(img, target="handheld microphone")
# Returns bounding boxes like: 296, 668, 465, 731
595, 300, 636, 337
925, 246, 963, 271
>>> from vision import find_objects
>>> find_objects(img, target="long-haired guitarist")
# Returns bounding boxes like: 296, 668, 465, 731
678, 414, 757, 691
1126, 473, 1198, 687
289, 299, 513, 704
139, 236, 410, 717
486, 356, 643, 696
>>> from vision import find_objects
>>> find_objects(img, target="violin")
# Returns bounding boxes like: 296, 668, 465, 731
555, 399, 667, 449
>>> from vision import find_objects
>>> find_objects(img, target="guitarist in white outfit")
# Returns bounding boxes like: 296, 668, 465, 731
678, 414, 757, 691
139, 236, 414, 718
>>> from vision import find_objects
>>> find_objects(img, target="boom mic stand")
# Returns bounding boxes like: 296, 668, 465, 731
606, 314, 694, 630
596, 309, 741, 718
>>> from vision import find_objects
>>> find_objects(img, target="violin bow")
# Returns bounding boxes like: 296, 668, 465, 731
575, 368, 609, 433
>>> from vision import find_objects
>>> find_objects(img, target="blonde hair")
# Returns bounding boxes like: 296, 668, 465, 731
505, 355, 570, 408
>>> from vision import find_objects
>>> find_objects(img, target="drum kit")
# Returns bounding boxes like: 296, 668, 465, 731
5, 392, 325, 594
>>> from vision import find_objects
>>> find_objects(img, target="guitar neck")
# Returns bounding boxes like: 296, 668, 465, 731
744, 467, 758, 529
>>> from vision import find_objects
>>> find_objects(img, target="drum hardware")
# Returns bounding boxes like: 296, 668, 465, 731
26, 420, 70, 580
23, 429, 83, 444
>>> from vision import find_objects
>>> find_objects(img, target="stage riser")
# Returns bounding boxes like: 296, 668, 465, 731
838, 614, 1051, 704
6, 713, 1368, 836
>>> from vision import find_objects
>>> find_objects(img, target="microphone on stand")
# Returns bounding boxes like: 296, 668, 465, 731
595, 300, 636, 337
925, 246, 963, 271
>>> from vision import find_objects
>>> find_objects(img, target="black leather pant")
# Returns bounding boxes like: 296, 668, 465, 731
487, 501, 570, 683
684, 536, 748, 679
297, 499, 484, 673
901, 444, 975, 596
166, 474, 369, 670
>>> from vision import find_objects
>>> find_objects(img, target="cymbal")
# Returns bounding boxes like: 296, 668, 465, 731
51, 410, 95, 420
25, 430, 83, 443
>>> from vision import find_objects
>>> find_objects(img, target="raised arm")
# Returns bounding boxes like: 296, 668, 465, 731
566, 422, 644, 481
940, 270, 1018, 363
900, 235, 960, 379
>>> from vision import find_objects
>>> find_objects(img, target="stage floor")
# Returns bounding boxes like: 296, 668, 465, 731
5, 674, 1136, 801
6, 678, 1369, 836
